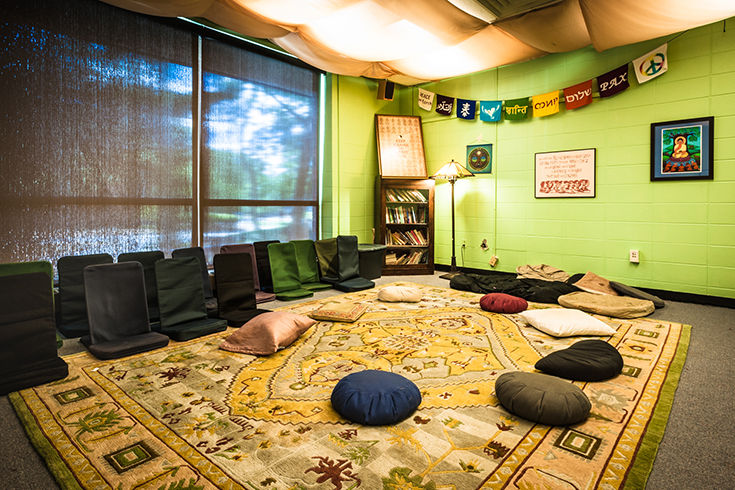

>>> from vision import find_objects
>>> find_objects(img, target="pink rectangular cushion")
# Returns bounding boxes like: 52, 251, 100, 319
219, 311, 316, 355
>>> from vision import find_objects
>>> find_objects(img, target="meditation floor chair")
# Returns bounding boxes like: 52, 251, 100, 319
219, 244, 276, 304
266, 242, 314, 301
253, 240, 279, 294
171, 246, 218, 317
57, 253, 113, 338
290, 239, 332, 291
154, 257, 228, 341
82, 262, 169, 360
118, 250, 165, 325
0, 260, 64, 349
212, 252, 270, 327
314, 237, 339, 284
0, 268, 68, 395
334, 235, 375, 292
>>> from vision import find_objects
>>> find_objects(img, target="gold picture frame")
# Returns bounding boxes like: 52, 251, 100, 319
375, 114, 427, 178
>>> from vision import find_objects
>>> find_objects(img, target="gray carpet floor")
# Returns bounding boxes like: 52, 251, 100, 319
1, 272, 733, 489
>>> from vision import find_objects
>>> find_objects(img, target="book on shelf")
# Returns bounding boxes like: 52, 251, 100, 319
386, 188, 428, 203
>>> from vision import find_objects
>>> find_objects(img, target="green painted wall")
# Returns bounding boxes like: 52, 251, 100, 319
326, 19, 735, 299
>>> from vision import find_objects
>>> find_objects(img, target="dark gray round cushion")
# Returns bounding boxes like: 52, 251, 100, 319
495, 371, 591, 425
535, 340, 623, 381
331, 370, 422, 425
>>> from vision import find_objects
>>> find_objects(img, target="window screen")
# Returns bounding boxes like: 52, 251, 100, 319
0, 0, 321, 270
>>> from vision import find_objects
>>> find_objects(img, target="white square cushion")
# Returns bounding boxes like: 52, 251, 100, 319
518, 308, 617, 337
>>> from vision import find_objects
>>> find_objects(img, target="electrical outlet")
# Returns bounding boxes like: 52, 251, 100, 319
462, 238, 466, 246
629, 250, 640, 263
489, 255, 498, 267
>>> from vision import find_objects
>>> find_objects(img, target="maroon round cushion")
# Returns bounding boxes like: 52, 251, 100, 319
480, 293, 528, 313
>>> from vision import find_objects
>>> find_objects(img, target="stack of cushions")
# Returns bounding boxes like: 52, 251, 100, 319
518, 308, 617, 337
558, 291, 655, 319
377, 286, 422, 303
309, 302, 368, 322
535, 340, 624, 381
331, 370, 422, 425
495, 371, 591, 425
479, 293, 528, 313
220, 312, 315, 356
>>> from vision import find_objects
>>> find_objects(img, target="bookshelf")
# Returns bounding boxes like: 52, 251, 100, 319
375, 177, 434, 275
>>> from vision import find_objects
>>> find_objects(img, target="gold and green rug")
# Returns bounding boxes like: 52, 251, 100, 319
10, 283, 689, 490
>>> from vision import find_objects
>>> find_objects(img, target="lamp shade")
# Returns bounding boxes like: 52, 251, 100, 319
430, 159, 475, 182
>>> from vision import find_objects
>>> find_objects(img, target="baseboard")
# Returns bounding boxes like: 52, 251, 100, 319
435, 264, 735, 309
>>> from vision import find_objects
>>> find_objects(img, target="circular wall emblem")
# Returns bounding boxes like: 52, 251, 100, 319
468, 147, 490, 171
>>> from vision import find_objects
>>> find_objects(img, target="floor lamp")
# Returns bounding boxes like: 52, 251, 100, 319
430, 160, 474, 280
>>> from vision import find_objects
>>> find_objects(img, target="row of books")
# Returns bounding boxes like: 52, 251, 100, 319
385, 250, 426, 265
385, 205, 427, 224
385, 188, 428, 203
387, 228, 427, 246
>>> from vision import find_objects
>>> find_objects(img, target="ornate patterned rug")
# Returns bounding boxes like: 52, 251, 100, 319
10, 283, 689, 490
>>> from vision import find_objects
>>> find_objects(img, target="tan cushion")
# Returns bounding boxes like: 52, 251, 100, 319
219, 312, 315, 355
309, 302, 368, 322
558, 291, 655, 319
377, 286, 422, 303
573, 271, 619, 295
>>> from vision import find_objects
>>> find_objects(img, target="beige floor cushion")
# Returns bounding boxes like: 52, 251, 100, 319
558, 291, 655, 319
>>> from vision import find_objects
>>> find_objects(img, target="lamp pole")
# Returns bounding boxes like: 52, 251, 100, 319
449, 177, 457, 274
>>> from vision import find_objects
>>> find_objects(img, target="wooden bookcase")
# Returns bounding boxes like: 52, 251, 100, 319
375, 177, 435, 275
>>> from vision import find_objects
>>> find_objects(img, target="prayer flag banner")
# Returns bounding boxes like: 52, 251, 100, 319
457, 99, 477, 120
418, 88, 434, 111
435, 94, 454, 115
563, 79, 593, 110
480, 101, 502, 121
597, 64, 629, 98
532, 90, 560, 117
633, 43, 668, 84
503, 97, 530, 120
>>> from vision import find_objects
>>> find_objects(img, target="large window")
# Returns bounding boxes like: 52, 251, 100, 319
0, 0, 321, 269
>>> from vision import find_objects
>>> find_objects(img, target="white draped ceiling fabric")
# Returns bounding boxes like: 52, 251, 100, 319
100, 0, 735, 84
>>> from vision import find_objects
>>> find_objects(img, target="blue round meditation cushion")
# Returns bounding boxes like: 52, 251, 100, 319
331, 370, 422, 425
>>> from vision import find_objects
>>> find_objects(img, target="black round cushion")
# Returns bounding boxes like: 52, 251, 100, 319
535, 340, 623, 381
331, 370, 422, 425
495, 371, 591, 425
480, 293, 528, 313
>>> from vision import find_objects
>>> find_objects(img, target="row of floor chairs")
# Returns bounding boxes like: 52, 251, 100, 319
0, 235, 375, 394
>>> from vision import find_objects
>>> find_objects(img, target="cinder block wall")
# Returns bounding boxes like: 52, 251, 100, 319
327, 18, 735, 298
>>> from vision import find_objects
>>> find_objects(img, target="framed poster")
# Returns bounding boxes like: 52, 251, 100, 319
534, 148, 596, 198
375, 115, 428, 178
650, 116, 714, 181
466, 144, 492, 174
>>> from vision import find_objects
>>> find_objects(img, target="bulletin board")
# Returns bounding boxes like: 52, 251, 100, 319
534, 148, 596, 198
375, 115, 428, 178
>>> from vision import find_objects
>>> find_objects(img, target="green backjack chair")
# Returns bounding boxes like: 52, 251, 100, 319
266, 242, 314, 301
0, 271, 68, 395
314, 237, 339, 284
291, 239, 332, 291
154, 257, 228, 342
